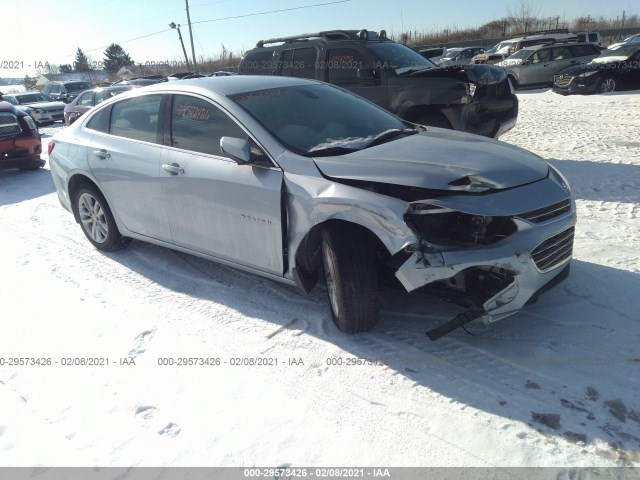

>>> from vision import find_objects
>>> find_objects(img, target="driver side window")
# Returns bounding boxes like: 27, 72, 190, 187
326, 48, 371, 85
170, 94, 246, 157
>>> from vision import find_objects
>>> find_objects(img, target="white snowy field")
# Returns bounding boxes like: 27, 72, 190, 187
0, 89, 639, 469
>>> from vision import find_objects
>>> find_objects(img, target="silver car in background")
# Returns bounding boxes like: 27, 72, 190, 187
48, 76, 575, 339
3, 91, 65, 125
497, 42, 601, 88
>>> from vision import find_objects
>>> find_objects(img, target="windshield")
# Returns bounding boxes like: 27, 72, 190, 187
594, 45, 640, 62
364, 42, 435, 74
506, 49, 532, 60
494, 42, 515, 54
442, 49, 462, 59
233, 84, 411, 156
15, 93, 52, 104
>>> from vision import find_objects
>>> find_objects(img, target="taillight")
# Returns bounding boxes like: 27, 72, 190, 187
48, 142, 55, 155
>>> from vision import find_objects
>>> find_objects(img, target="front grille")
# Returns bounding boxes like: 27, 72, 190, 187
531, 226, 574, 272
519, 199, 571, 223
0, 112, 22, 138
554, 74, 572, 88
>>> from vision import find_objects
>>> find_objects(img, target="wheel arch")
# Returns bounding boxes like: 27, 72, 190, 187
292, 218, 392, 293
67, 174, 102, 223
403, 104, 452, 127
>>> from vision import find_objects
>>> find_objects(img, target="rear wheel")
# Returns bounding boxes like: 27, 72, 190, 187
597, 76, 616, 93
74, 184, 130, 251
321, 225, 380, 333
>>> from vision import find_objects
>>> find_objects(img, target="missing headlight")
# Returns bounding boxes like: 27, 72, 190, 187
405, 203, 517, 247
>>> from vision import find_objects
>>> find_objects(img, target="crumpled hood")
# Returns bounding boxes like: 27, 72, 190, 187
313, 129, 549, 192
407, 63, 507, 85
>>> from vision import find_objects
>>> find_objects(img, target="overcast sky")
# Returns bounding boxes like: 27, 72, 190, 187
2, 0, 637, 76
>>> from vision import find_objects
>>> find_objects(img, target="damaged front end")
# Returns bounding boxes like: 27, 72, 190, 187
397, 193, 575, 340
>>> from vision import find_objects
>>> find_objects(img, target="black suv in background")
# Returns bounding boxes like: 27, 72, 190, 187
239, 29, 518, 138
43, 81, 94, 104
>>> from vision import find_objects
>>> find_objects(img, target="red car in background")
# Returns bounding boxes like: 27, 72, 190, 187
0, 96, 44, 171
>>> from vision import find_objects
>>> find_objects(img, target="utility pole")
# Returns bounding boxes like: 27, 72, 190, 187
185, 0, 197, 73
169, 22, 191, 71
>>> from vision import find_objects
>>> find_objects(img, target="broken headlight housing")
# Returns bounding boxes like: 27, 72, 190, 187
404, 203, 517, 247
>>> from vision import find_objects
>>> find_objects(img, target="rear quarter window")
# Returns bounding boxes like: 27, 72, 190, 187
240, 51, 276, 75
86, 105, 111, 133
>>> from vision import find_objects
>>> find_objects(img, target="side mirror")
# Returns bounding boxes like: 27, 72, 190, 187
356, 68, 377, 80
220, 136, 251, 164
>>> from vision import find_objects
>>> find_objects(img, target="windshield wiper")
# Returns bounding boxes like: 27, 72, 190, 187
365, 128, 418, 148
308, 146, 358, 157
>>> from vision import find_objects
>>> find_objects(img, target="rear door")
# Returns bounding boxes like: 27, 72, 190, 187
160, 93, 284, 275
86, 93, 172, 242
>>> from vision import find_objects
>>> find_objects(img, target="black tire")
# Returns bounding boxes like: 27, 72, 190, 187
74, 184, 130, 251
597, 76, 616, 94
417, 113, 452, 129
321, 225, 380, 334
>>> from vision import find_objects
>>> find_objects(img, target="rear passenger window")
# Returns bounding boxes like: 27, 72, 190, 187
552, 46, 572, 60
110, 95, 161, 143
570, 45, 598, 57
170, 94, 246, 156
86, 105, 111, 133
78, 92, 94, 106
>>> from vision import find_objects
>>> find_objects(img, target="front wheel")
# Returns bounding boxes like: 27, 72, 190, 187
74, 184, 130, 251
597, 76, 616, 93
321, 225, 380, 333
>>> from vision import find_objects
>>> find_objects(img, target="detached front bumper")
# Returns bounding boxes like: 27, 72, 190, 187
396, 227, 573, 323
394, 182, 576, 338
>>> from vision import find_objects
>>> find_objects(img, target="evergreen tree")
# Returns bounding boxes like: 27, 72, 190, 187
73, 48, 92, 72
23, 75, 37, 91
59, 64, 73, 73
103, 44, 134, 76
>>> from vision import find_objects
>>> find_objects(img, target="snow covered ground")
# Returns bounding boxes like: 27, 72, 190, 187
1, 88, 639, 469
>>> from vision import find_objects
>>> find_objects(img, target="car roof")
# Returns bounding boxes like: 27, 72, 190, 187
139, 75, 323, 97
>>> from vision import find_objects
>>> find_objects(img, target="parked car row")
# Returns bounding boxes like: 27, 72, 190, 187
413, 29, 640, 94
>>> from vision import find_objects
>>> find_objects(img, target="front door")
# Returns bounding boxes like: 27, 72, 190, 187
160, 93, 284, 275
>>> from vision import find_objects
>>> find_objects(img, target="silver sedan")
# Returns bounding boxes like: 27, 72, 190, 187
49, 76, 575, 339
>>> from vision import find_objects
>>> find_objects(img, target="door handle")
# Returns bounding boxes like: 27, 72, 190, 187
162, 163, 185, 175
570, 61, 576, 64
92, 149, 110, 159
